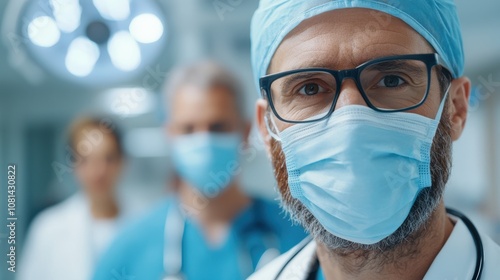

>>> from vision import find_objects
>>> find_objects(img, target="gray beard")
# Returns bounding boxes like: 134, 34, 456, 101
269, 105, 453, 255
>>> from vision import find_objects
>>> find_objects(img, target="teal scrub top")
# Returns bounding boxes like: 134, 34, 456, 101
93, 197, 307, 280
317, 267, 325, 280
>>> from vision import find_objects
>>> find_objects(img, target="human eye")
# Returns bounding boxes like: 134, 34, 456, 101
376, 75, 407, 88
298, 82, 327, 95
209, 122, 231, 133
364, 59, 427, 91
276, 72, 335, 97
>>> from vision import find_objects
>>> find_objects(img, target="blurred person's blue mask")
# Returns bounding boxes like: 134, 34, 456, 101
251, 0, 464, 92
267, 93, 448, 244
171, 132, 241, 197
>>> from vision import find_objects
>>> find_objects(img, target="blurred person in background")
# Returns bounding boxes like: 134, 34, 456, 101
93, 60, 307, 280
18, 117, 128, 280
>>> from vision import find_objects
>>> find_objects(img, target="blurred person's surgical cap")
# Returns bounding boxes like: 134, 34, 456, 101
251, 0, 464, 92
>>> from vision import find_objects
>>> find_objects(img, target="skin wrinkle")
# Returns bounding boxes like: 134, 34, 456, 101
272, 38, 421, 74
270, 13, 430, 75
255, 8, 470, 279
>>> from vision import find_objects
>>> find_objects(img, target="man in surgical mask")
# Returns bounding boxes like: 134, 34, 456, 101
249, 0, 500, 279
93, 60, 306, 280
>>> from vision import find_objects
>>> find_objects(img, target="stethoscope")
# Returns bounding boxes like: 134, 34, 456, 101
162, 200, 281, 280
274, 208, 484, 280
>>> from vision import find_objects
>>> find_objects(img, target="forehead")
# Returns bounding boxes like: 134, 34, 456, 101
169, 85, 240, 121
74, 128, 119, 154
269, 8, 433, 74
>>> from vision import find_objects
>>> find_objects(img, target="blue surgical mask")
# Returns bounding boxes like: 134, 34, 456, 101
267, 97, 447, 244
171, 132, 241, 197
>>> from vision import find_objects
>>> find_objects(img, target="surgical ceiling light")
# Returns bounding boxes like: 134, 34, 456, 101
17, 0, 167, 86
50, 0, 81, 33
108, 31, 141, 71
65, 36, 100, 77
27, 16, 61, 47
129, 13, 164, 44
93, 0, 131, 21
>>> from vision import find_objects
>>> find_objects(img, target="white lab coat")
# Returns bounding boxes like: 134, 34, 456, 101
249, 215, 500, 279
17, 193, 125, 280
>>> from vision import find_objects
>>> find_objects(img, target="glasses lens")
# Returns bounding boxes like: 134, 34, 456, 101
269, 71, 337, 122
359, 59, 429, 111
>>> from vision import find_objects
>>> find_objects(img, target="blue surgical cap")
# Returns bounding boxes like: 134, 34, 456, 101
251, 0, 464, 93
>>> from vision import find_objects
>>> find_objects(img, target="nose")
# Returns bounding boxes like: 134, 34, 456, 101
334, 78, 368, 111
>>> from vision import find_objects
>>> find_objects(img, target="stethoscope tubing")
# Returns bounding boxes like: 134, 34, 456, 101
445, 208, 483, 280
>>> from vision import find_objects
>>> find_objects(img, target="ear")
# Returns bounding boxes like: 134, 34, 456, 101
241, 120, 252, 143
447, 76, 471, 141
256, 99, 272, 155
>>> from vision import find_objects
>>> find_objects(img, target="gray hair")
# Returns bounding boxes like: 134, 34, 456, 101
163, 60, 246, 119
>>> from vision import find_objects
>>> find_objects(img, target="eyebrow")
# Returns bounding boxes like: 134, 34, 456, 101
282, 53, 425, 72
367, 60, 425, 77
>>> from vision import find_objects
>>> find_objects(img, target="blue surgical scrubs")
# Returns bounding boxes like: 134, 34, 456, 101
317, 267, 325, 280
93, 197, 307, 280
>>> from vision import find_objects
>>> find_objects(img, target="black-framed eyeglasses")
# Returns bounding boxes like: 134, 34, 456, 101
260, 53, 447, 123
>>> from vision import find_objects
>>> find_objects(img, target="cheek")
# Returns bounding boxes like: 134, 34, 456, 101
267, 113, 294, 134
108, 163, 122, 178
74, 165, 91, 182
428, 72, 447, 112
100, 160, 122, 179
270, 139, 291, 195
408, 80, 443, 118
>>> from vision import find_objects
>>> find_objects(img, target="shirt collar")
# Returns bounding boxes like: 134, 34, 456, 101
423, 217, 476, 279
